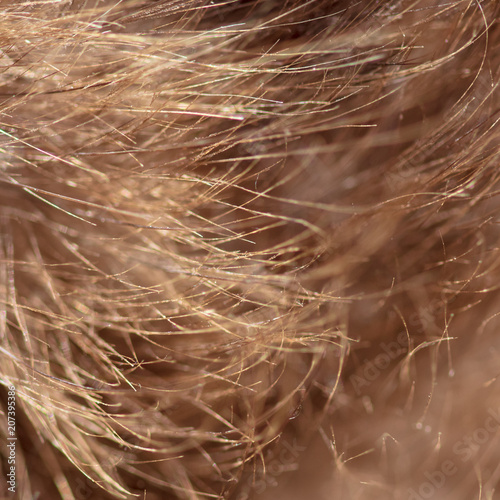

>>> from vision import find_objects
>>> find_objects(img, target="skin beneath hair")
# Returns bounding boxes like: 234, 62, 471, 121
1, 1, 500, 499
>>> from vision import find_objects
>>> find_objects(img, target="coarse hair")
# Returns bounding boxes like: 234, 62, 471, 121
1, 1, 500, 499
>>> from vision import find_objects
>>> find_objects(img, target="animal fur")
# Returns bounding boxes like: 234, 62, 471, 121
1, 0, 500, 499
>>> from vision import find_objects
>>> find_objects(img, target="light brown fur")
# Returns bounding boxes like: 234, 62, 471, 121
1, 1, 500, 499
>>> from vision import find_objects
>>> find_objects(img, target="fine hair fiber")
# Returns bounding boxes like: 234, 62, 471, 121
1, 1, 500, 499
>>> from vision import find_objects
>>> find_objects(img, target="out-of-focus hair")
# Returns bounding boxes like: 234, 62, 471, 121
1, 1, 500, 499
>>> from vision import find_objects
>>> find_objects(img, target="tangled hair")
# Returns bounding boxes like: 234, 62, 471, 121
2, 0, 500, 498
